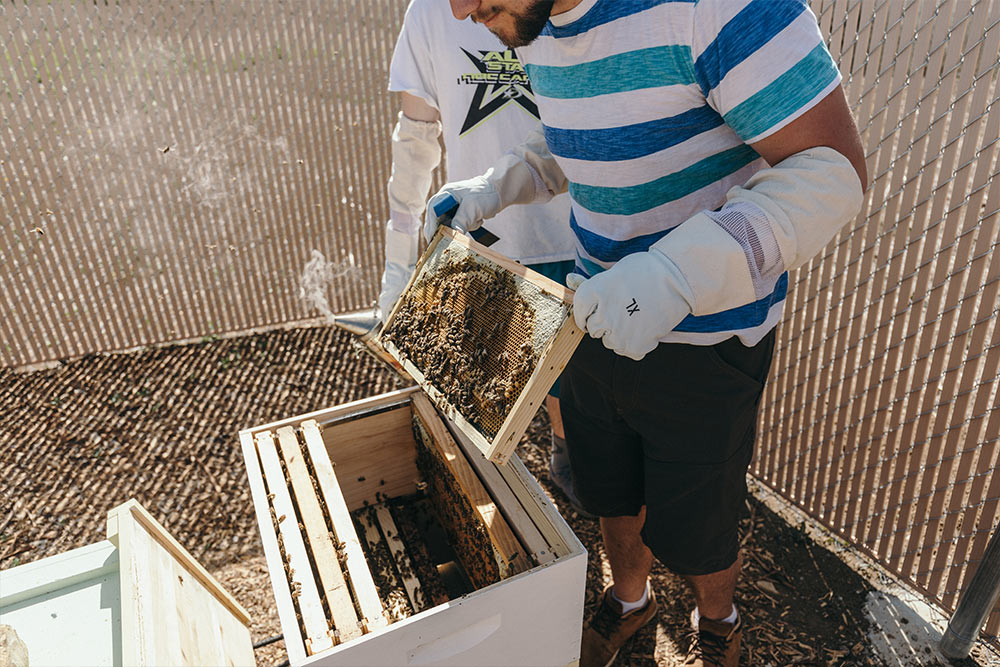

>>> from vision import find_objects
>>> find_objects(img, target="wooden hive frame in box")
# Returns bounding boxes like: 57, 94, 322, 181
240, 387, 585, 665
377, 226, 584, 464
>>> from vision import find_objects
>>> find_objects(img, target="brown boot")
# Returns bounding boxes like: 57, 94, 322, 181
580, 585, 657, 667
683, 609, 742, 666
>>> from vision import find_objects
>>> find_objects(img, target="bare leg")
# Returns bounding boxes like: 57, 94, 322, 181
602, 507, 654, 601
546, 395, 564, 439
684, 552, 741, 619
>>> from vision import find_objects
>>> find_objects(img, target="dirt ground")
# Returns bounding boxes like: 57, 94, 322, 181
0, 326, 991, 666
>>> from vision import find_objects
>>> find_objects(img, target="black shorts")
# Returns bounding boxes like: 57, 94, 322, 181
560, 330, 776, 576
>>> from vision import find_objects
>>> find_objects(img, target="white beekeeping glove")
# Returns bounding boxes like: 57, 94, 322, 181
422, 127, 567, 243
567, 250, 693, 362
376, 112, 441, 323
377, 220, 420, 323
569, 146, 863, 360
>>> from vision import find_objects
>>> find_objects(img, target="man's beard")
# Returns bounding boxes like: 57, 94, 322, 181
489, 0, 555, 49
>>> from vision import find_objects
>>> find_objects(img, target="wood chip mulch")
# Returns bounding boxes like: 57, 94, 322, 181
0, 326, 991, 666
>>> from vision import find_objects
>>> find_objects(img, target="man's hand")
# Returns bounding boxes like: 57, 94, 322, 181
422, 177, 501, 243
568, 249, 693, 361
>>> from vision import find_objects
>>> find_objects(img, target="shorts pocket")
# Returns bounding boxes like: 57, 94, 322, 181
706, 333, 775, 390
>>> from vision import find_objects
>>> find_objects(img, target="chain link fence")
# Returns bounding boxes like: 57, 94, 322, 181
1, 0, 410, 366
756, 0, 1000, 640
2, 0, 998, 646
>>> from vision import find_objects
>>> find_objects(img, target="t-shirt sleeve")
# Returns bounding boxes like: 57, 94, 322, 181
388, 0, 440, 110
690, 0, 842, 144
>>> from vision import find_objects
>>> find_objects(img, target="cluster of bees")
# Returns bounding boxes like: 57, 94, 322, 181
383, 253, 540, 438
413, 420, 501, 589
352, 506, 418, 620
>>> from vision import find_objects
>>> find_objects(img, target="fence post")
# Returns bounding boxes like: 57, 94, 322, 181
940, 526, 1000, 659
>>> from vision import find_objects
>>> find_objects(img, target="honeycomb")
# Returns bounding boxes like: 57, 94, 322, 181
381, 238, 569, 441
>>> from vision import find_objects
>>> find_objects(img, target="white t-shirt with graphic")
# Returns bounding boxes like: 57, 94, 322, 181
388, 0, 575, 265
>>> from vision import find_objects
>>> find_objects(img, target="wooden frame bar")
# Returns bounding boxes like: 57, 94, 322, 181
410, 393, 528, 579
496, 456, 574, 560
447, 420, 555, 566
301, 420, 388, 632
356, 507, 410, 618
256, 430, 335, 655
243, 386, 421, 437
276, 426, 362, 643
374, 505, 425, 612
241, 431, 307, 664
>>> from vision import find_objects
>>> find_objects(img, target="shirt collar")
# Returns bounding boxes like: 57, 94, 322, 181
548, 0, 600, 27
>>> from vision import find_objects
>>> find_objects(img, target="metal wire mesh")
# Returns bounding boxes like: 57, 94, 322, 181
1, 0, 998, 645
756, 0, 1000, 640
1, 0, 412, 366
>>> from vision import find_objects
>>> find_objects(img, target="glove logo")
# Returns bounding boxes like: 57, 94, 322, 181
626, 298, 640, 316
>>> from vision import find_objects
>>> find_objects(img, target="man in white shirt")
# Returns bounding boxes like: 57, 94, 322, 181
377, 0, 589, 514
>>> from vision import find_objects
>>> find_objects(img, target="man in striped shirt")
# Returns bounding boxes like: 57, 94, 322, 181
425, 1, 868, 664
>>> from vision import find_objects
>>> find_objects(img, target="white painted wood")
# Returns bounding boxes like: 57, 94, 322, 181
0, 500, 256, 667
0, 541, 121, 667
241, 430, 308, 664
501, 455, 584, 560
299, 554, 587, 667
112, 499, 256, 666
243, 386, 421, 436
245, 389, 588, 667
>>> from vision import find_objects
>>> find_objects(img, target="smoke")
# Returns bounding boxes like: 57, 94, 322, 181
298, 249, 358, 322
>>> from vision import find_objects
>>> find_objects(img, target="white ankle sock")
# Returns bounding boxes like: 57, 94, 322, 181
693, 605, 738, 627
611, 582, 649, 614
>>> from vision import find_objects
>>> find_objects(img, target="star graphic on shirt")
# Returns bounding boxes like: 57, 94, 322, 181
457, 48, 539, 135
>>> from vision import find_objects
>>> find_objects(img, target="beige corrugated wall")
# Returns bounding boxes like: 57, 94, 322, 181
2, 0, 998, 643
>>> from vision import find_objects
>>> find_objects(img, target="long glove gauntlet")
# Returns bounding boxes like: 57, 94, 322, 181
571, 147, 864, 360
378, 113, 442, 323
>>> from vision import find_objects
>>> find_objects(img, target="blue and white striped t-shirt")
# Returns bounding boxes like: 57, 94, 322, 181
518, 0, 842, 346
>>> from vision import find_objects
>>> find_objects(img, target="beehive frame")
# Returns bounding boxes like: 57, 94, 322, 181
378, 227, 584, 465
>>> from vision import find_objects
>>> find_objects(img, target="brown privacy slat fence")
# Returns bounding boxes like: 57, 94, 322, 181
757, 0, 1000, 640
1, 0, 414, 366
1, 0, 998, 644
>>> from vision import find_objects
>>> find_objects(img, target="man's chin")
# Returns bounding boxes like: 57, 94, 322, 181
481, 0, 553, 49
490, 26, 541, 49
491, 31, 528, 49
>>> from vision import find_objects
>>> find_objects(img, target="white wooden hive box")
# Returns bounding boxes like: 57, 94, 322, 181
0, 499, 254, 667
240, 387, 587, 666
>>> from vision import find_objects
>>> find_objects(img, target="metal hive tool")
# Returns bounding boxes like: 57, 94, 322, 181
378, 227, 583, 464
